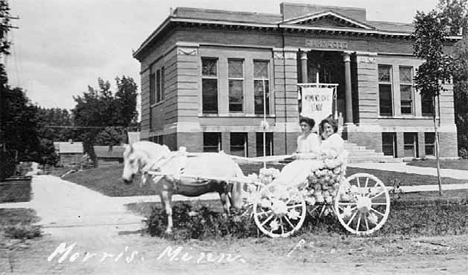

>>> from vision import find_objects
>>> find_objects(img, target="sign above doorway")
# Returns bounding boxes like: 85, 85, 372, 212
306, 39, 348, 50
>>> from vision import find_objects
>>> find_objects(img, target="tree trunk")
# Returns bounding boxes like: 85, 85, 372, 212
433, 95, 443, 196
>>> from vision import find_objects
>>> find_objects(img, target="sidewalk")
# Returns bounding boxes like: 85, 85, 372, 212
348, 162, 468, 180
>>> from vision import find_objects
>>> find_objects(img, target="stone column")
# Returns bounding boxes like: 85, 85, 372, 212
343, 52, 353, 124
273, 47, 300, 155
300, 51, 308, 83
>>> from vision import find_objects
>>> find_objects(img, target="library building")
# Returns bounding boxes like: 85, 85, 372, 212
133, 2, 460, 161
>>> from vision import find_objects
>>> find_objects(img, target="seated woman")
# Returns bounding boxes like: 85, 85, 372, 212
294, 116, 321, 159
271, 117, 320, 187
318, 116, 344, 159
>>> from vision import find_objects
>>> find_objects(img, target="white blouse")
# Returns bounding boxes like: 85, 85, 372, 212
320, 133, 344, 158
296, 133, 320, 154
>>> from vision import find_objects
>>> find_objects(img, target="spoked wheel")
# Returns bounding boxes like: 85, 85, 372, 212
253, 184, 306, 238
335, 173, 390, 235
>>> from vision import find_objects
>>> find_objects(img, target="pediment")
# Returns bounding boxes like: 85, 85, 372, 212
282, 11, 374, 30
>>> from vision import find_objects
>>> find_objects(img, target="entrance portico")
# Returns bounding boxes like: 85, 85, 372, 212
298, 49, 354, 126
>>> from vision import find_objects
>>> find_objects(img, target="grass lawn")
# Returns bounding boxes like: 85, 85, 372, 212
0, 180, 31, 203
0, 208, 40, 227
63, 161, 467, 197
407, 159, 468, 170
63, 164, 158, 197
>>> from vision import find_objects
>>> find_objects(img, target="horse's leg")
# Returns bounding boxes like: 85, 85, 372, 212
160, 189, 173, 234
219, 184, 231, 215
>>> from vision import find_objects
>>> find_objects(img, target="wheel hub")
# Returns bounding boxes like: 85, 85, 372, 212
271, 199, 288, 216
356, 196, 372, 213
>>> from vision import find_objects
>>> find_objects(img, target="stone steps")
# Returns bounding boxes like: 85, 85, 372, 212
344, 141, 402, 163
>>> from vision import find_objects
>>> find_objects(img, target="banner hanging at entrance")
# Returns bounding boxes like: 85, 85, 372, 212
300, 87, 334, 124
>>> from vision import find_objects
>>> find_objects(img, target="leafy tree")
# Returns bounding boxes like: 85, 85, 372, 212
72, 76, 138, 166
452, 36, 468, 158
438, 0, 468, 158
413, 9, 456, 195
437, 0, 468, 35
1, 87, 42, 168
0, 0, 11, 55
95, 127, 127, 146
115, 76, 139, 127
36, 107, 74, 141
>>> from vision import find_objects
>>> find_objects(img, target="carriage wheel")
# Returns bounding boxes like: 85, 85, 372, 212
253, 185, 306, 238
335, 173, 390, 235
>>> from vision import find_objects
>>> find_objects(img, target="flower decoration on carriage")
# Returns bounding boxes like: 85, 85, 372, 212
368, 213, 378, 225
259, 167, 281, 185
246, 173, 260, 183
269, 219, 280, 231
287, 209, 300, 220
302, 156, 347, 205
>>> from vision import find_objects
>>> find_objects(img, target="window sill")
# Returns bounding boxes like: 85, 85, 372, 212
150, 101, 165, 108
378, 116, 433, 120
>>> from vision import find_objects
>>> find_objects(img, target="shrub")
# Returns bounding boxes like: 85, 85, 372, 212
4, 224, 42, 239
145, 203, 258, 240
459, 148, 468, 159
0, 150, 16, 181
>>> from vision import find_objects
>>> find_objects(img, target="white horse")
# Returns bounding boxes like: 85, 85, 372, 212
121, 141, 246, 234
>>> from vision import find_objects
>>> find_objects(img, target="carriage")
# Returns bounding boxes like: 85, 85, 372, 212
245, 151, 391, 238
123, 141, 391, 238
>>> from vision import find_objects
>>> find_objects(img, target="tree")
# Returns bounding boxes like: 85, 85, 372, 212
0, 87, 43, 179
72, 76, 138, 166
0, 0, 11, 55
36, 107, 74, 141
413, 9, 456, 195
115, 76, 139, 128
439, 0, 468, 158
452, 36, 468, 158
438, 0, 468, 35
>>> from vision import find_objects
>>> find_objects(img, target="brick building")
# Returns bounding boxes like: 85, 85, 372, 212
133, 2, 460, 160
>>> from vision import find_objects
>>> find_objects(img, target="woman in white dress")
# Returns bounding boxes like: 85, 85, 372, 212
272, 117, 320, 187
295, 117, 321, 158
319, 116, 344, 158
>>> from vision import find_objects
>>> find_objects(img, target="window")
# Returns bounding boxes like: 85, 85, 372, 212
254, 61, 270, 115
404, 133, 418, 158
228, 59, 244, 112
230, 133, 247, 157
149, 108, 153, 131
378, 65, 393, 116
151, 135, 164, 145
160, 66, 165, 101
202, 58, 218, 114
256, 133, 273, 157
382, 133, 397, 157
425, 132, 435, 156
149, 72, 155, 105
421, 93, 434, 116
400, 66, 413, 114
156, 69, 161, 103
203, 133, 221, 152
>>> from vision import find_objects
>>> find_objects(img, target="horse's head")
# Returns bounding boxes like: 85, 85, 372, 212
122, 141, 172, 184
122, 144, 140, 184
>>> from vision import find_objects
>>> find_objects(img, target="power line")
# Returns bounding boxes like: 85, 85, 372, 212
43, 125, 138, 130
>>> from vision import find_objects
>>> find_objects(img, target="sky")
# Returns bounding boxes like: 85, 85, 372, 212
5, 0, 440, 113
